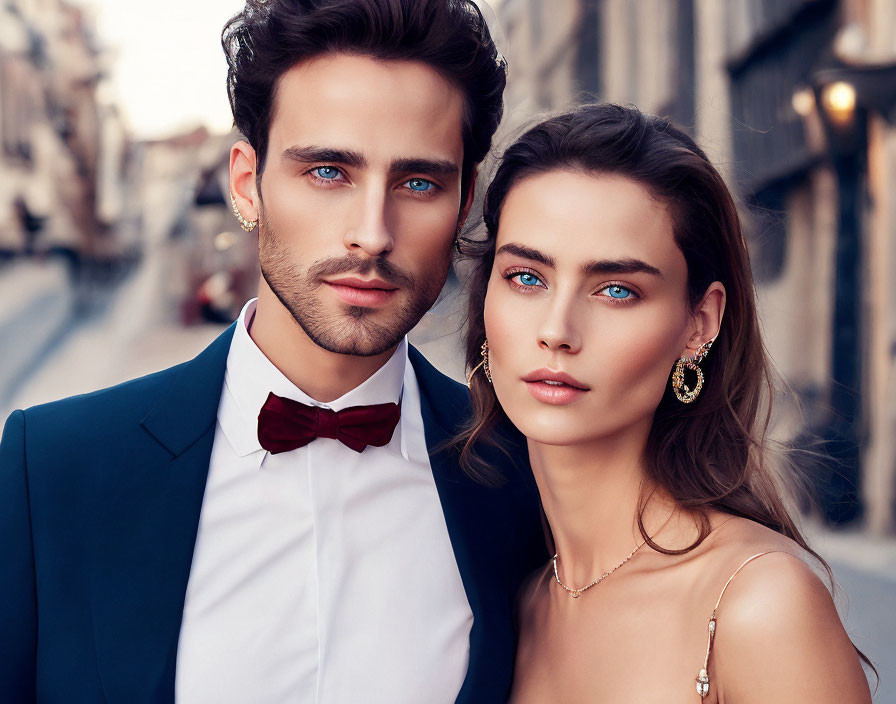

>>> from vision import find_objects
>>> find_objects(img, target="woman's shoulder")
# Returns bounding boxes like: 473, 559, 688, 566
690, 513, 808, 581
696, 514, 833, 633
703, 511, 803, 553
669, 513, 806, 593
698, 515, 870, 703
705, 524, 835, 645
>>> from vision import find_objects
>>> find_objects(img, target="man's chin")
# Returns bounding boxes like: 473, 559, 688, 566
310, 331, 405, 358
297, 305, 411, 357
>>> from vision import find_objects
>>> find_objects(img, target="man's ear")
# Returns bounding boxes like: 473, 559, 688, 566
680, 281, 726, 358
229, 140, 259, 222
457, 167, 479, 230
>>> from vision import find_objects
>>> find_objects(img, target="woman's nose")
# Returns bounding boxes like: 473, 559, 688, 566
537, 299, 582, 354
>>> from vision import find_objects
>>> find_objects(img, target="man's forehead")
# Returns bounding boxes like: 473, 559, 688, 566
268, 53, 466, 165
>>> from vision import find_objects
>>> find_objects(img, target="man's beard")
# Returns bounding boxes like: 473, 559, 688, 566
257, 213, 449, 357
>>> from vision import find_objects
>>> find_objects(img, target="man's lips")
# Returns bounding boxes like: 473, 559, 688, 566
325, 276, 398, 291
323, 276, 399, 308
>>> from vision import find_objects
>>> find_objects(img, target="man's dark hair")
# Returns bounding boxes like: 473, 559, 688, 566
222, 0, 506, 195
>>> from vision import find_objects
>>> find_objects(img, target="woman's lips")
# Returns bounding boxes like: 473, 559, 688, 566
524, 380, 589, 405
522, 368, 590, 405
324, 277, 398, 307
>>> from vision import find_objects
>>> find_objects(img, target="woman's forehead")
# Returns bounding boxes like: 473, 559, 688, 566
496, 170, 684, 275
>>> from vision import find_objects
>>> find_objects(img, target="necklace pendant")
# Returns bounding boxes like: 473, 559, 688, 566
571, 590, 581, 599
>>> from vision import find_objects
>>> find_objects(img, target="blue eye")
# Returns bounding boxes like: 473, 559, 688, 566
603, 285, 634, 299
514, 272, 543, 287
406, 178, 435, 192
313, 166, 341, 180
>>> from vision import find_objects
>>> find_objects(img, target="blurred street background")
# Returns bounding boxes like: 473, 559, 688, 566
0, 0, 894, 698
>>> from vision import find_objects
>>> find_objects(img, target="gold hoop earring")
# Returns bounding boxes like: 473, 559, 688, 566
481, 340, 492, 383
230, 193, 257, 232
671, 357, 703, 403
671, 338, 714, 404
465, 339, 493, 386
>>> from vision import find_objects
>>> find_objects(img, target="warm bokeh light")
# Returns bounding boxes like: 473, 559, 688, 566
214, 231, 238, 251
821, 80, 858, 124
792, 86, 816, 117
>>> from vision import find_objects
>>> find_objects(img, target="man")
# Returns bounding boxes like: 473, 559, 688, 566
0, 1, 546, 702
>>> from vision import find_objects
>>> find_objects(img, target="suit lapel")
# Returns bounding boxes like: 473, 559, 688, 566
409, 347, 517, 704
92, 323, 236, 703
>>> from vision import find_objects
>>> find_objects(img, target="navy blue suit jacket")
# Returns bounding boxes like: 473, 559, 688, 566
0, 323, 547, 703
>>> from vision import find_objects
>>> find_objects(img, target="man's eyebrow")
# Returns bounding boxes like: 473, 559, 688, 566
391, 157, 459, 177
281, 145, 366, 168
582, 258, 664, 278
495, 243, 556, 267
280, 146, 459, 178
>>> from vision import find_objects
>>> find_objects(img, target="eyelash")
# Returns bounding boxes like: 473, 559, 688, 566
305, 165, 346, 187
502, 269, 641, 304
597, 282, 641, 304
304, 166, 440, 197
503, 268, 545, 292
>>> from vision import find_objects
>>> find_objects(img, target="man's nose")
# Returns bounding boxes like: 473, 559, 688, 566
343, 185, 393, 257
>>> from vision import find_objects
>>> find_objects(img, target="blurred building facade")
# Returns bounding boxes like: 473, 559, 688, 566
0, 0, 255, 409
0, 0, 131, 266
498, 0, 896, 534
133, 125, 258, 327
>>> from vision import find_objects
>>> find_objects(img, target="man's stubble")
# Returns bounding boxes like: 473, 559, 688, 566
257, 209, 450, 357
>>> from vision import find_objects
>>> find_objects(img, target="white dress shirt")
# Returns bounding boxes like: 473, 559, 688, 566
175, 299, 473, 703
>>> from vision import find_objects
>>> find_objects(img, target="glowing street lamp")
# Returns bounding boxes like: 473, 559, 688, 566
821, 80, 857, 125
797, 73, 869, 524
787, 46, 896, 525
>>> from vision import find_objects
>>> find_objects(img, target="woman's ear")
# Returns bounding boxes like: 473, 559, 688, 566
680, 281, 726, 358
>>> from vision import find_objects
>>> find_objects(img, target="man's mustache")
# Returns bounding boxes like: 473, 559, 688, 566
309, 255, 414, 289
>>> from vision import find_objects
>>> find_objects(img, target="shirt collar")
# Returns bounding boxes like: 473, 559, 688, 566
218, 298, 410, 464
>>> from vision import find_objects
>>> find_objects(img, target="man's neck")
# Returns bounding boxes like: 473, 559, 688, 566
248, 285, 397, 403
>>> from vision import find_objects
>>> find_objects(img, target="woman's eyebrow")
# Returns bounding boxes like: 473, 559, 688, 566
582, 259, 664, 278
495, 243, 555, 267
495, 244, 663, 279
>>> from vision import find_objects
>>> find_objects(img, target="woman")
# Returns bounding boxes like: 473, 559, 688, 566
461, 104, 874, 703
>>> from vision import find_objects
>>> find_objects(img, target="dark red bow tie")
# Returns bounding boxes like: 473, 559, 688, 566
257, 392, 401, 454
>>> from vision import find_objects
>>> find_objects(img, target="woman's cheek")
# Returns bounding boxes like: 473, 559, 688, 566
599, 311, 683, 411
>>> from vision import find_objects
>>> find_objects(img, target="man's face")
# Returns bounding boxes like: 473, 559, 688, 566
256, 53, 467, 356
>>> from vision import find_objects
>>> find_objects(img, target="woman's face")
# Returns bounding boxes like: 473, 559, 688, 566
484, 169, 716, 447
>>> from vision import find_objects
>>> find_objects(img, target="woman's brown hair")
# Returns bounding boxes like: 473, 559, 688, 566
458, 103, 875, 676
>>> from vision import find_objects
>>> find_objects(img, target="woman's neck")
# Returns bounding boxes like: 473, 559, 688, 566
528, 420, 687, 587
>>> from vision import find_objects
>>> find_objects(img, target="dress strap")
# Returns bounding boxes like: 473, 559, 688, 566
696, 551, 787, 699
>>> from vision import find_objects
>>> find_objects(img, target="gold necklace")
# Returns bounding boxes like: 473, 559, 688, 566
552, 539, 647, 599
